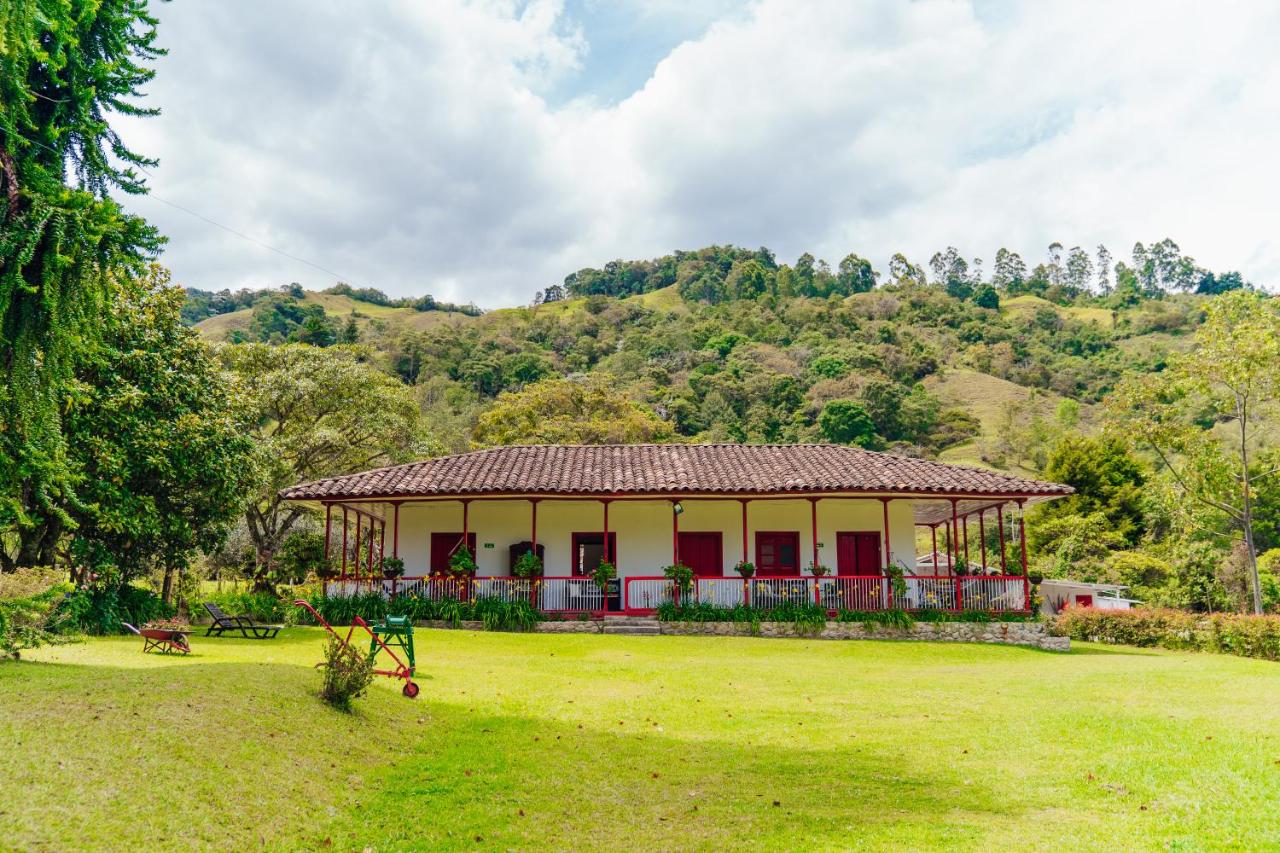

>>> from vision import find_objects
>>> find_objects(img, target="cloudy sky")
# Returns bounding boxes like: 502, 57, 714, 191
118, 0, 1280, 308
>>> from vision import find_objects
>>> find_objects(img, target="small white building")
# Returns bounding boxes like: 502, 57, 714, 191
1039, 579, 1139, 616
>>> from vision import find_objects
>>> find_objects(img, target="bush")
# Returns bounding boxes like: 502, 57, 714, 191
319, 634, 375, 711
0, 569, 73, 658
837, 609, 914, 630
55, 584, 174, 635
295, 593, 542, 632
1054, 607, 1280, 661
191, 588, 293, 625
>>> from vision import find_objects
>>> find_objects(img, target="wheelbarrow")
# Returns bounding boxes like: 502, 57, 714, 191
294, 600, 420, 698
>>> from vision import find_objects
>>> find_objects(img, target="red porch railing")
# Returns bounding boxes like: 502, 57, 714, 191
326, 574, 1030, 616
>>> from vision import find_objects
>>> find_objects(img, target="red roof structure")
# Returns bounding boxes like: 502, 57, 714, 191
280, 444, 1072, 505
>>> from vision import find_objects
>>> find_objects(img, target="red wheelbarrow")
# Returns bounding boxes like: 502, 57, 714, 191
294, 600, 420, 698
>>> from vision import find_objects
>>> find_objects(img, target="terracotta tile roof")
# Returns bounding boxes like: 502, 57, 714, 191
279, 444, 1073, 502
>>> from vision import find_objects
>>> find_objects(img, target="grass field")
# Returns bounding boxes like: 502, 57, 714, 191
3, 630, 1279, 850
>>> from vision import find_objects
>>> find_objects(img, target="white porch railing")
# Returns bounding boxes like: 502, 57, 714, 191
538, 578, 604, 613
326, 574, 1030, 615
695, 577, 747, 607
624, 577, 675, 612
820, 576, 893, 611
746, 577, 817, 609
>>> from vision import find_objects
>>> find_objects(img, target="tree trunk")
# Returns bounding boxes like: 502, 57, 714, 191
161, 565, 176, 605
1238, 392, 1264, 615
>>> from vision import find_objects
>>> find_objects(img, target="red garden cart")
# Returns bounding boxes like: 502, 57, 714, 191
294, 600, 420, 698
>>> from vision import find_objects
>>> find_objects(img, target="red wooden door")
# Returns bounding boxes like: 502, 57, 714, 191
678, 532, 723, 577
755, 532, 800, 575
836, 532, 882, 575
430, 532, 476, 574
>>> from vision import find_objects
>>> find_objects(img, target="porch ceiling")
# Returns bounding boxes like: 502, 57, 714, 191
912, 498, 1042, 526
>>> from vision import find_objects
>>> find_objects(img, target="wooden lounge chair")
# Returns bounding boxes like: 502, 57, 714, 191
203, 602, 282, 639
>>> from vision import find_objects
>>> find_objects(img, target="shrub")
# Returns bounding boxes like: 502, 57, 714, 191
192, 588, 293, 625
319, 634, 376, 711
1053, 607, 1280, 661
473, 598, 541, 632
55, 584, 174, 635
380, 556, 405, 579
0, 570, 73, 658
837, 609, 914, 630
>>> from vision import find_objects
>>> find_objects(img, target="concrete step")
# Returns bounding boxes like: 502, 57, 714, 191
601, 624, 661, 636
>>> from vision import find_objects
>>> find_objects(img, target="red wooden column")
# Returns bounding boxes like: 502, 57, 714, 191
529, 498, 540, 609
809, 497, 819, 571
950, 498, 962, 608
1017, 499, 1028, 574
323, 504, 333, 562
392, 502, 401, 559
352, 511, 362, 579
602, 499, 611, 563
462, 499, 471, 554
530, 498, 539, 554
879, 498, 892, 571
997, 502, 1007, 573
978, 509, 987, 572
341, 507, 349, 578
672, 500, 680, 565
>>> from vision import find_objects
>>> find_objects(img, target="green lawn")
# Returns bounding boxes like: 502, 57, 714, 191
2, 630, 1278, 850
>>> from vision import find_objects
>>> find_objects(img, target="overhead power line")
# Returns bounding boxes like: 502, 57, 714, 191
16, 130, 364, 287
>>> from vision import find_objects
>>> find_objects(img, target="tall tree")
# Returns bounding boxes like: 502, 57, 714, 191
1108, 291, 1280, 613
1, 0, 163, 566
59, 267, 256, 594
1095, 245, 1113, 294
219, 344, 423, 586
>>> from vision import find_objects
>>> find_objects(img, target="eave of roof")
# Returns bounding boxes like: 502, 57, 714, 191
279, 444, 1073, 506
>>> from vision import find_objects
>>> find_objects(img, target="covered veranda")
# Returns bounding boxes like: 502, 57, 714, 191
279, 444, 1071, 616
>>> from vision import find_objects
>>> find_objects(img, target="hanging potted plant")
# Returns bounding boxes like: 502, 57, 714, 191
734, 560, 756, 579
808, 562, 831, 578
449, 548, 478, 577
513, 550, 543, 579
380, 556, 406, 580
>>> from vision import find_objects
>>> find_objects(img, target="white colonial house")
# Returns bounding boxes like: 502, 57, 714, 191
279, 444, 1072, 616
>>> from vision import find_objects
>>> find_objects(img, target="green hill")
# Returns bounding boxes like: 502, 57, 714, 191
184, 242, 1226, 473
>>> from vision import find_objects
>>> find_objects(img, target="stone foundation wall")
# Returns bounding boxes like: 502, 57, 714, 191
658, 620, 1067, 650
414, 617, 1068, 649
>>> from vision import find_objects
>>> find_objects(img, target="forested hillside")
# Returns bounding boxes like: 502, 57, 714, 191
183, 240, 1280, 615
187, 240, 1225, 474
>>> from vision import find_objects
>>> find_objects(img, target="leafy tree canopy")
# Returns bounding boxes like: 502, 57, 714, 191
473, 376, 672, 446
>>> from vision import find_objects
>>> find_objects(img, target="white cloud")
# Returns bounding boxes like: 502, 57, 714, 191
120, 0, 1280, 306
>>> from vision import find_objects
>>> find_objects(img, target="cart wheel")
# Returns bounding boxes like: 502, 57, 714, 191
402, 681, 420, 699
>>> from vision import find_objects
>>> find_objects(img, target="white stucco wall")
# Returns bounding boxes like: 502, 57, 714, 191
389, 497, 918, 578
